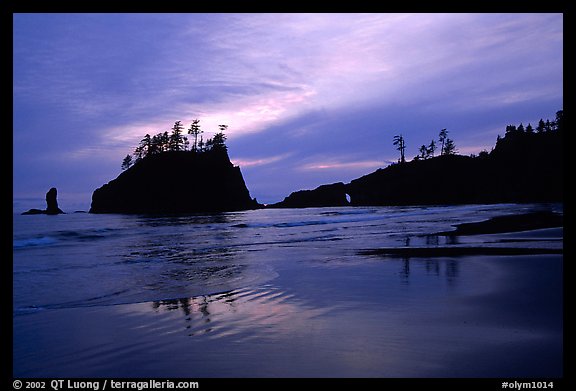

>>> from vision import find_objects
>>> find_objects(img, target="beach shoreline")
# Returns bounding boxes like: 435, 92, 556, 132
13, 204, 563, 378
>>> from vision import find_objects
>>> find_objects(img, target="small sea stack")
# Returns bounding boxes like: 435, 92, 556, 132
22, 187, 65, 215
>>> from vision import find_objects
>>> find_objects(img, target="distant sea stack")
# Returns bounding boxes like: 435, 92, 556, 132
22, 187, 65, 215
90, 149, 261, 214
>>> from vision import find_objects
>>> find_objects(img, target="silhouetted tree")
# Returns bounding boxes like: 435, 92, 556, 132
134, 145, 144, 162
161, 131, 170, 151
187, 119, 202, 152
134, 133, 153, 161
212, 127, 228, 151
525, 123, 534, 133
517, 123, 525, 133
121, 154, 133, 170
444, 138, 457, 155
478, 150, 489, 158
505, 125, 517, 134
150, 133, 163, 154
393, 134, 406, 163
169, 121, 187, 151
554, 110, 563, 132
438, 129, 448, 155
536, 119, 546, 133
418, 144, 428, 160
205, 137, 214, 151
427, 139, 436, 158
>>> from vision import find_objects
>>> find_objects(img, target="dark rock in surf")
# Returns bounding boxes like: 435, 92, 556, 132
45, 187, 65, 215
22, 187, 65, 215
436, 211, 563, 236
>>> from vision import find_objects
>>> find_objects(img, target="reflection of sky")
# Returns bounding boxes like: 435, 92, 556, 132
13, 13, 562, 209
140, 255, 563, 377
14, 254, 562, 377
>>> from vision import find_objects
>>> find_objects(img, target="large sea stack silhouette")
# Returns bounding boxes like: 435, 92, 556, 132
271, 112, 563, 207
345, 123, 562, 205
90, 149, 260, 214
22, 187, 65, 215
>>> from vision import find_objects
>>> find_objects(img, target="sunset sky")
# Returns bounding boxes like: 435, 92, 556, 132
13, 13, 563, 210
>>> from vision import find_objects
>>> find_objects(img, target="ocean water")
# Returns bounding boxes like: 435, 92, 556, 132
13, 204, 563, 377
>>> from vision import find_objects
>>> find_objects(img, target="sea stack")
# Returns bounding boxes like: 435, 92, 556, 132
22, 187, 65, 215
90, 149, 261, 214
45, 187, 65, 215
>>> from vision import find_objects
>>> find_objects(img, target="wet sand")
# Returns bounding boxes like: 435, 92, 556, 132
13, 209, 563, 378
14, 253, 562, 378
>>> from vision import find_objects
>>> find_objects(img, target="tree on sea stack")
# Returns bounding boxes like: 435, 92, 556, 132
188, 119, 202, 152
120, 120, 230, 168
211, 125, 228, 151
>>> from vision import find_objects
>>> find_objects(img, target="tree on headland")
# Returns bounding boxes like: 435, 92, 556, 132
393, 134, 406, 163
151, 131, 169, 154
505, 125, 517, 134
134, 133, 153, 162
438, 128, 457, 156
438, 129, 448, 155
121, 154, 133, 171
536, 119, 546, 133
417, 139, 437, 160
443, 138, 457, 155
418, 144, 428, 160
554, 110, 563, 132
169, 121, 187, 151
427, 139, 436, 158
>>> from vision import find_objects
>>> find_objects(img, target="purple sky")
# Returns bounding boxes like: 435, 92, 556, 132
13, 13, 563, 211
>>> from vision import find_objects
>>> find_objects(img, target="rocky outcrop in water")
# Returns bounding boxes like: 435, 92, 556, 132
22, 187, 65, 215
90, 149, 261, 214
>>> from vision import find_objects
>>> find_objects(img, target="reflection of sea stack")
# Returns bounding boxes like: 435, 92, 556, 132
22, 187, 65, 215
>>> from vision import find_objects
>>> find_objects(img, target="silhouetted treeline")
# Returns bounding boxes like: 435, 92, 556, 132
412, 128, 457, 162
396, 110, 563, 165
92, 146, 260, 214
271, 110, 563, 208
492, 110, 563, 158
121, 120, 228, 171
348, 110, 563, 205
